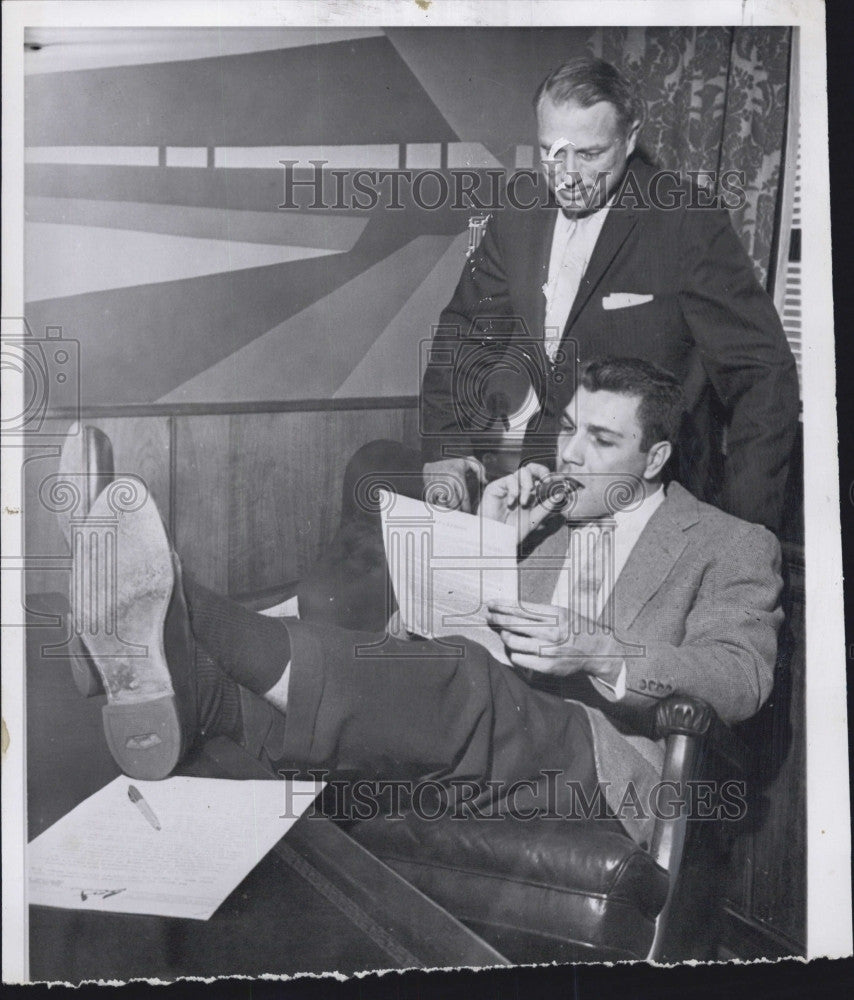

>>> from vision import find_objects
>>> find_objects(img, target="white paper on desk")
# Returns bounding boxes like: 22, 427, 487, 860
28, 776, 323, 921
379, 490, 519, 663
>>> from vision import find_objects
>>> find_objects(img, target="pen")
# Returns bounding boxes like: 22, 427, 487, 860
128, 784, 161, 831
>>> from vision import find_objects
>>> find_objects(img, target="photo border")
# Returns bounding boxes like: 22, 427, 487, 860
1, 0, 848, 983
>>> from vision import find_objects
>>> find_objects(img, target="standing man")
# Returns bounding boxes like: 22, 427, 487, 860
421, 55, 799, 532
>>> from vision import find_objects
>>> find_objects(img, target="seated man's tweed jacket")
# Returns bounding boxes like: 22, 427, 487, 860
517, 481, 783, 844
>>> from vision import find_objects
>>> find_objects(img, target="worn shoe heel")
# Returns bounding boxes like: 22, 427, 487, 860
75, 489, 194, 780
102, 696, 183, 780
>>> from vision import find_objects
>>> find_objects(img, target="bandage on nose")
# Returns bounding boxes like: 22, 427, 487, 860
544, 137, 581, 192
546, 136, 573, 161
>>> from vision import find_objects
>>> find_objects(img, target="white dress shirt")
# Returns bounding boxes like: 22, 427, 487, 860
542, 204, 612, 362
507, 204, 613, 441
549, 484, 666, 700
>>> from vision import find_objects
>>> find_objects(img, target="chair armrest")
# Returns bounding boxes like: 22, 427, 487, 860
648, 695, 751, 870
654, 695, 714, 741
646, 695, 721, 960
655, 695, 752, 780
652, 695, 716, 802
648, 696, 716, 877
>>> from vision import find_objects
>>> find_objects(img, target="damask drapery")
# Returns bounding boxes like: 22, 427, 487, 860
590, 26, 792, 288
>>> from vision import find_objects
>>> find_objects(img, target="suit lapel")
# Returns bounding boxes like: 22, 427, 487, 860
563, 206, 638, 334
604, 484, 698, 632
561, 159, 656, 338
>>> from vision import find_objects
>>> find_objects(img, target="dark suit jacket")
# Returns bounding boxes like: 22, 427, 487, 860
518, 481, 783, 843
420, 158, 800, 532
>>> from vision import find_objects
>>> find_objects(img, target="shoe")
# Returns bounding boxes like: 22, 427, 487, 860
74, 489, 196, 779
56, 422, 114, 543
57, 424, 114, 698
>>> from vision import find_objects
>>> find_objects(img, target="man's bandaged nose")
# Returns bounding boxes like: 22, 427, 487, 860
546, 137, 573, 160
545, 137, 579, 191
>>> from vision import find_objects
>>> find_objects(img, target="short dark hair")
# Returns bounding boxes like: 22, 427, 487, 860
578, 357, 684, 451
534, 56, 644, 133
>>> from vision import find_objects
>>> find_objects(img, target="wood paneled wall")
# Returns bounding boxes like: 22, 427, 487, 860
23, 404, 420, 602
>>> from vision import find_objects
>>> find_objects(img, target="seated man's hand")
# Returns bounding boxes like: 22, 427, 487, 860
478, 463, 555, 538
422, 456, 486, 513
486, 601, 624, 686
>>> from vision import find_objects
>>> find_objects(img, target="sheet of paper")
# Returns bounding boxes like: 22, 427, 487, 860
379, 490, 519, 663
28, 776, 323, 921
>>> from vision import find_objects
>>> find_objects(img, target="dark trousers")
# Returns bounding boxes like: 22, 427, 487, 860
183, 576, 599, 817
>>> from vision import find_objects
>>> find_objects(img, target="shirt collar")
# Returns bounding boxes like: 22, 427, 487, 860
611, 482, 665, 535
558, 189, 617, 224
563, 482, 664, 536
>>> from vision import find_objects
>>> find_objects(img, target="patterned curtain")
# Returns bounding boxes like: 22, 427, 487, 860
590, 26, 792, 288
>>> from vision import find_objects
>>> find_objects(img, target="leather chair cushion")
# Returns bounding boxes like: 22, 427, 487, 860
347, 811, 670, 964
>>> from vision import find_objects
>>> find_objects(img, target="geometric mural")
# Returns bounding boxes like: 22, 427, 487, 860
333, 232, 469, 399
24, 28, 480, 406
160, 234, 459, 403
25, 222, 340, 302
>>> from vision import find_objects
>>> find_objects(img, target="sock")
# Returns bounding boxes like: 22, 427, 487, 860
182, 576, 291, 694
194, 646, 289, 768
194, 646, 244, 744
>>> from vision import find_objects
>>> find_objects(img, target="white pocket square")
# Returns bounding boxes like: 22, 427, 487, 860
602, 292, 654, 311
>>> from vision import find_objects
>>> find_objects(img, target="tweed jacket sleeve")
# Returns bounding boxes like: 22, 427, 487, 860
616, 520, 783, 725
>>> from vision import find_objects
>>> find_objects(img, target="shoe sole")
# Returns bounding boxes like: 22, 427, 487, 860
57, 424, 112, 699
75, 491, 184, 779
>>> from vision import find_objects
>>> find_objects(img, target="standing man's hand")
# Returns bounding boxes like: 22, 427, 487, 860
422, 457, 487, 513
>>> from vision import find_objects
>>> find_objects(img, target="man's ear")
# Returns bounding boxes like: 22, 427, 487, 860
643, 440, 671, 480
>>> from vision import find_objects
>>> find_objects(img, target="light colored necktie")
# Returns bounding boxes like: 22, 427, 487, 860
543, 216, 587, 362
570, 522, 604, 622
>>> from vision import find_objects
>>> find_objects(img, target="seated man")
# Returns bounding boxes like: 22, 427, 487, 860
71, 358, 783, 847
